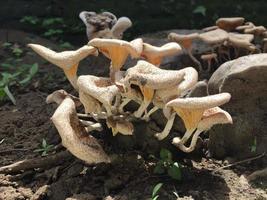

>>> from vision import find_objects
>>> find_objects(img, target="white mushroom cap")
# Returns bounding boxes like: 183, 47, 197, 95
51, 97, 110, 164
236, 22, 255, 31
141, 42, 182, 66
244, 26, 266, 35
168, 32, 199, 50
166, 93, 231, 110
199, 29, 228, 45
228, 32, 255, 50
216, 17, 245, 31
111, 17, 132, 39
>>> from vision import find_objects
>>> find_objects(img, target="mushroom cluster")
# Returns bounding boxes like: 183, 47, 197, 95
168, 17, 267, 75
28, 16, 234, 164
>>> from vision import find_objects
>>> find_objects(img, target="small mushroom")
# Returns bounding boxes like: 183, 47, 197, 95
200, 53, 218, 72
141, 42, 182, 66
106, 117, 134, 136
172, 106, 232, 153
244, 26, 266, 35
88, 38, 143, 82
111, 17, 132, 39
77, 75, 120, 116
216, 17, 245, 31
28, 44, 98, 90
50, 94, 110, 164
166, 93, 231, 147
168, 32, 201, 70
236, 22, 255, 32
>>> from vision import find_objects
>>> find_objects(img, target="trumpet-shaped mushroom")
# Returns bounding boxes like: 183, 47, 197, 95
168, 32, 201, 69
77, 75, 120, 116
124, 60, 185, 118
79, 11, 132, 40
106, 117, 134, 136
50, 94, 110, 164
216, 17, 245, 31
200, 53, 218, 72
166, 93, 231, 146
88, 38, 143, 82
28, 44, 98, 90
172, 106, 232, 153
141, 42, 182, 66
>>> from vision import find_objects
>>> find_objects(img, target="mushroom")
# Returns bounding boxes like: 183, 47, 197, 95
28, 44, 98, 90
172, 106, 232, 153
106, 117, 134, 136
50, 93, 110, 164
236, 22, 255, 32
202, 26, 218, 32
168, 32, 201, 70
227, 32, 256, 56
88, 38, 143, 82
216, 17, 245, 31
244, 26, 266, 35
166, 93, 231, 146
124, 60, 186, 118
77, 75, 120, 116
200, 53, 218, 72
141, 42, 182, 66
111, 17, 132, 39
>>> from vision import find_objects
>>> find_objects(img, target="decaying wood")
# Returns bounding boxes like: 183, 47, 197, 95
0, 151, 73, 174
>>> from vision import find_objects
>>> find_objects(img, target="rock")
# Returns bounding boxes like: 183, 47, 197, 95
208, 54, 267, 159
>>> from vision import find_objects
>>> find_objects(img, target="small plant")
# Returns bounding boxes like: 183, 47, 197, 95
20, 16, 40, 25
34, 139, 54, 156
153, 148, 182, 181
151, 183, 163, 200
193, 5, 206, 16
250, 137, 257, 152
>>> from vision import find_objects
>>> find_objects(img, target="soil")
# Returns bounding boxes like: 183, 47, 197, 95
0, 30, 266, 200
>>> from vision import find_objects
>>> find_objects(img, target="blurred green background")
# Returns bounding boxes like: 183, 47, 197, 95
1, 0, 267, 43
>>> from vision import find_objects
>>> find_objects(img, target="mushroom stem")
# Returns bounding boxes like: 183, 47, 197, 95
119, 98, 131, 113
155, 112, 176, 140
80, 120, 103, 132
133, 100, 150, 118
142, 106, 159, 121
187, 50, 203, 72
173, 129, 203, 153
173, 129, 195, 146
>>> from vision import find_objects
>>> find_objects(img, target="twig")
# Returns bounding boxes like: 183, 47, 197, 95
0, 150, 74, 174
213, 152, 265, 172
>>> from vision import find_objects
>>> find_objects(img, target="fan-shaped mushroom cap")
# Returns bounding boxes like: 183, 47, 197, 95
88, 38, 143, 81
216, 17, 245, 31
228, 32, 255, 50
141, 42, 182, 66
111, 17, 132, 39
168, 32, 199, 50
77, 75, 120, 115
244, 26, 266, 35
199, 29, 228, 45
125, 60, 185, 90
236, 22, 255, 32
106, 117, 134, 136
28, 44, 98, 89
51, 97, 110, 164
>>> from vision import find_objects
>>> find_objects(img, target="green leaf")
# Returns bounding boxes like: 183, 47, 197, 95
0, 88, 6, 100
152, 183, 163, 198
152, 195, 159, 200
30, 63, 39, 76
4, 86, 16, 105
160, 148, 172, 161
42, 139, 47, 147
167, 162, 181, 180
41, 151, 48, 156
153, 164, 165, 174
193, 5, 206, 16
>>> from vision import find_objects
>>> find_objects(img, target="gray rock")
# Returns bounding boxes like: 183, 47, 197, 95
208, 54, 267, 159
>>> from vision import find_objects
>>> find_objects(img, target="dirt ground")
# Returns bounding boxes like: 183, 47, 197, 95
0, 30, 266, 200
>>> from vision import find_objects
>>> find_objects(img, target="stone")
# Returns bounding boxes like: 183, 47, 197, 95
208, 54, 267, 159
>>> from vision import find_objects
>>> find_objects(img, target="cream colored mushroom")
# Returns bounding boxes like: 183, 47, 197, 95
166, 93, 231, 147
200, 53, 218, 72
111, 17, 132, 39
172, 106, 232, 153
141, 42, 182, 66
216, 17, 245, 31
244, 26, 266, 35
106, 117, 134, 136
77, 75, 120, 116
168, 32, 201, 70
202, 26, 218, 32
124, 60, 186, 118
50, 95, 110, 164
28, 44, 98, 90
88, 38, 143, 82
236, 22, 255, 32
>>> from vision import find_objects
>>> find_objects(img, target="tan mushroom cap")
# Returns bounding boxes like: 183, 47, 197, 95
199, 29, 228, 45
201, 53, 218, 61
141, 42, 182, 66
51, 97, 110, 164
244, 26, 266, 35
228, 32, 255, 50
236, 22, 255, 31
125, 60, 185, 90
28, 44, 98, 89
202, 26, 219, 32
167, 93, 231, 110
168, 32, 199, 50
216, 17, 245, 31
